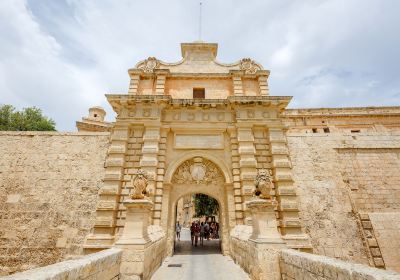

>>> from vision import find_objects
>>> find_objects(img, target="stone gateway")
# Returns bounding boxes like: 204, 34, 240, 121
1, 42, 400, 280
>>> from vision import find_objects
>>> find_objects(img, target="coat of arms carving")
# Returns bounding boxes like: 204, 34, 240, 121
138, 57, 160, 73
239, 58, 261, 74
172, 157, 223, 185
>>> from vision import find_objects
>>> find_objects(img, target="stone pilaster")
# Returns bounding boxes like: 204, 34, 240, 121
228, 126, 244, 224
128, 73, 140, 95
236, 125, 258, 223
153, 128, 168, 225
258, 74, 269, 96
155, 74, 166, 95
140, 126, 161, 224
267, 127, 311, 250
232, 74, 244, 96
84, 127, 129, 252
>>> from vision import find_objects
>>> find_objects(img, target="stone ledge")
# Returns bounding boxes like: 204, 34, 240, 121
280, 249, 400, 280
0, 248, 122, 280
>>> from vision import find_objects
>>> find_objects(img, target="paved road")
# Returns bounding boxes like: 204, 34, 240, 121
151, 228, 249, 280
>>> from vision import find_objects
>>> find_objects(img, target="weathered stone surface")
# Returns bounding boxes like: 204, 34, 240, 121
0, 132, 109, 275
0, 248, 122, 280
287, 132, 400, 270
280, 249, 400, 280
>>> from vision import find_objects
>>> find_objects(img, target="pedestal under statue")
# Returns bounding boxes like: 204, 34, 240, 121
247, 198, 285, 245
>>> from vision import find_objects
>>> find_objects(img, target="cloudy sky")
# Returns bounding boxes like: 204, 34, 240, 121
1, 0, 399, 131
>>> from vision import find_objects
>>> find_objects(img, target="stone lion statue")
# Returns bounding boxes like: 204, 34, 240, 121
130, 169, 148, 199
254, 169, 273, 199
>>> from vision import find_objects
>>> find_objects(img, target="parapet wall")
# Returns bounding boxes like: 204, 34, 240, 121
280, 249, 400, 280
287, 131, 400, 272
0, 132, 110, 275
0, 248, 122, 280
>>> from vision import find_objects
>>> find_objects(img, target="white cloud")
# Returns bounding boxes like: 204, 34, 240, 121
1, 0, 399, 130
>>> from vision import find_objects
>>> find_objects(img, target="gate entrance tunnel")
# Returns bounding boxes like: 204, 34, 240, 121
174, 193, 221, 255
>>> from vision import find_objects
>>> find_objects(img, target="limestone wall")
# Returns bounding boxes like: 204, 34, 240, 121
280, 249, 400, 280
230, 225, 282, 280
118, 225, 167, 280
0, 132, 110, 275
0, 248, 122, 280
287, 131, 400, 271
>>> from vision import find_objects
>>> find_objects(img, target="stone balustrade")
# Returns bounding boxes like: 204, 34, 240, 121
280, 249, 400, 280
0, 248, 122, 280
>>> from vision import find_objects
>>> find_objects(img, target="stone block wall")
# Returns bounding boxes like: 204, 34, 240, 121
0, 248, 122, 280
230, 225, 282, 280
0, 132, 110, 275
287, 131, 400, 272
118, 225, 167, 280
280, 249, 400, 280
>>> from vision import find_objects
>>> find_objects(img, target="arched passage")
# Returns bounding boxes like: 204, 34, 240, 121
162, 155, 234, 256
173, 192, 222, 254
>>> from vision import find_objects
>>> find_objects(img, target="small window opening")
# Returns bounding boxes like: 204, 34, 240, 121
312, 128, 318, 133
323, 128, 330, 133
351, 129, 360, 133
193, 88, 205, 99
94, 114, 98, 117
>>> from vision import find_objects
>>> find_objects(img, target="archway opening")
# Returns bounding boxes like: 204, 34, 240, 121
173, 193, 222, 255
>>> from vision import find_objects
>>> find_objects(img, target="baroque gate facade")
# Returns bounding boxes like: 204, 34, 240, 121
83, 42, 311, 278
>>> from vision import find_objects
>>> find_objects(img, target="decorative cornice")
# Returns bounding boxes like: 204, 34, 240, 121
105, 94, 292, 113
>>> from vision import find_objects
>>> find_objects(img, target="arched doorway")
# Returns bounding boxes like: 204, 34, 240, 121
173, 193, 222, 254
162, 153, 235, 256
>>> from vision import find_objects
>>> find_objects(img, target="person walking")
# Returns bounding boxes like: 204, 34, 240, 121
175, 221, 182, 241
200, 222, 205, 245
211, 222, 216, 239
204, 221, 210, 240
190, 222, 195, 246
194, 222, 200, 247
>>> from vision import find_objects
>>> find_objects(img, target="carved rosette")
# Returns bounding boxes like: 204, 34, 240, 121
239, 58, 261, 74
172, 157, 224, 185
130, 169, 149, 199
254, 169, 273, 199
138, 57, 160, 73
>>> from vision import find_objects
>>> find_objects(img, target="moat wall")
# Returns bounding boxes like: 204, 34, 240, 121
0, 132, 110, 275
287, 131, 400, 272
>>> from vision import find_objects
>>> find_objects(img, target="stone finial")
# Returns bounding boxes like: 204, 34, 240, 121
130, 169, 149, 199
254, 169, 273, 199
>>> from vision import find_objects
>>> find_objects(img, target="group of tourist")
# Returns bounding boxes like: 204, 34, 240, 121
175, 220, 219, 247
190, 221, 219, 246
